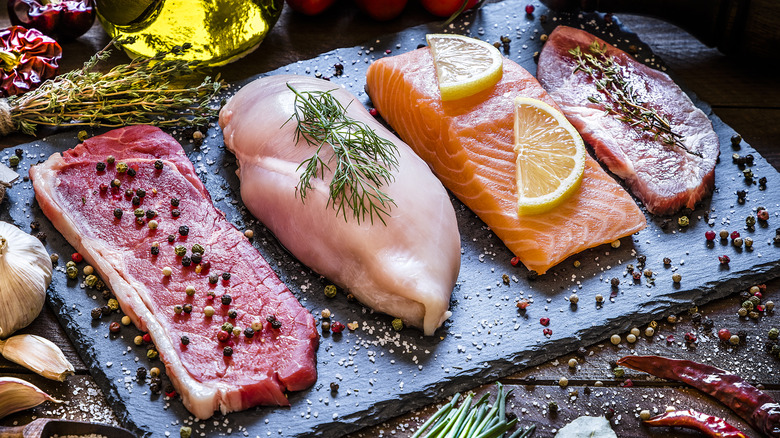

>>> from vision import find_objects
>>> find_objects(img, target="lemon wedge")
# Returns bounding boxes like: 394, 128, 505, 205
426, 33, 503, 101
514, 97, 586, 215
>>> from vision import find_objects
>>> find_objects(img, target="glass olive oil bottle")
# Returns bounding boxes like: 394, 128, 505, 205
95, 0, 283, 66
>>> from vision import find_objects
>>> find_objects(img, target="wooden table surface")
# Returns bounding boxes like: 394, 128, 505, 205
1, 1, 779, 437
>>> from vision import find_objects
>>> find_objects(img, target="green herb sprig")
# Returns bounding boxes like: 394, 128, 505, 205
411, 383, 535, 438
569, 41, 701, 158
286, 84, 399, 225
5, 39, 223, 136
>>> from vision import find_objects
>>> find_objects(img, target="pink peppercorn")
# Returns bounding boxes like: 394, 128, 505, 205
331, 321, 345, 333
543, 328, 552, 336
684, 332, 697, 343
758, 209, 770, 221
516, 300, 529, 310
525, 4, 535, 14
730, 231, 740, 240
540, 317, 550, 326
217, 330, 230, 343
621, 379, 633, 387
718, 328, 731, 341
142, 333, 152, 343
705, 230, 716, 241
719, 255, 731, 264
510, 256, 521, 267
72, 252, 83, 263
666, 335, 674, 343
369, 108, 378, 116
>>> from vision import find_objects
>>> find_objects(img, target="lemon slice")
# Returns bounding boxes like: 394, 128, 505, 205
426, 33, 503, 101
514, 97, 586, 215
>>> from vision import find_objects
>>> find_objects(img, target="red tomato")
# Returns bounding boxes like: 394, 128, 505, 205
421, 0, 479, 17
354, 0, 407, 21
285, 0, 336, 15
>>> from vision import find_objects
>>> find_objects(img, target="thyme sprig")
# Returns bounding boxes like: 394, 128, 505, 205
569, 41, 701, 158
286, 84, 399, 225
6, 39, 223, 136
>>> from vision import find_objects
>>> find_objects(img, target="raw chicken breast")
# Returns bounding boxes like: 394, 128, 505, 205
219, 75, 460, 335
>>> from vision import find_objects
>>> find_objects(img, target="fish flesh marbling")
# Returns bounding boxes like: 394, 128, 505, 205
219, 75, 461, 336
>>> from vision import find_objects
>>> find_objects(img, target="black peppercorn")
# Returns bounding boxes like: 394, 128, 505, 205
691, 312, 702, 323
114, 208, 123, 219
132, 196, 141, 206
145, 210, 156, 219
221, 294, 232, 305
610, 277, 619, 287
228, 309, 237, 319
14, 148, 23, 157
172, 209, 181, 217
150, 378, 162, 394
101, 306, 111, 316
223, 346, 233, 356
178, 225, 189, 236
244, 327, 254, 338
91, 307, 102, 319
154, 159, 163, 170
127, 168, 136, 177
222, 272, 231, 281
330, 382, 339, 392
171, 198, 180, 207
136, 367, 147, 381
167, 234, 175, 243
267, 315, 282, 329
209, 274, 218, 284
180, 335, 190, 345
731, 134, 742, 146
150, 246, 159, 256
191, 253, 202, 264
637, 255, 646, 265
96, 162, 106, 171
183, 303, 192, 314
702, 317, 714, 330
181, 256, 191, 267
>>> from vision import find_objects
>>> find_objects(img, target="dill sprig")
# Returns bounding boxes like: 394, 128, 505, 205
5, 39, 223, 136
569, 41, 701, 158
286, 84, 399, 225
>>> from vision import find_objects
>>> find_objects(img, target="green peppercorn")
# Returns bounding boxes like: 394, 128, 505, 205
66, 266, 79, 279
746, 215, 757, 227
191, 244, 204, 254
742, 300, 755, 311
769, 328, 779, 340
116, 162, 128, 173
221, 322, 234, 333
613, 367, 625, 378
107, 298, 119, 311
174, 245, 186, 256
147, 349, 159, 360
107, 156, 115, 165
179, 426, 192, 438
113, 208, 123, 219
738, 307, 749, 317
134, 208, 145, 218
750, 311, 760, 319
749, 295, 761, 306
677, 216, 690, 227
154, 160, 163, 170
8, 155, 19, 167
84, 274, 98, 288
391, 318, 404, 331
324, 284, 337, 298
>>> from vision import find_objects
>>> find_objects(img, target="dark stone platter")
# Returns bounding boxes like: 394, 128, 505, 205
2, 1, 779, 436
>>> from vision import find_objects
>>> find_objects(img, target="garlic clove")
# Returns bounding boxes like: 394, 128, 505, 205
0, 334, 75, 381
0, 376, 63, 419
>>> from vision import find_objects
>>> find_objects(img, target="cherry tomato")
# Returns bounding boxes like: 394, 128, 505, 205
354, 0, 407, 20
421, 0, 479, 17
285, 0, 336, 15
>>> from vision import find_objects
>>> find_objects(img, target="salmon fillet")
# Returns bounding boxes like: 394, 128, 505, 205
366, 48, 646, 274
537, 26, 719, 215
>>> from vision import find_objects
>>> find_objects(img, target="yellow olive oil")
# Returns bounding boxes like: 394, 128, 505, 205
95, 0, 283, 66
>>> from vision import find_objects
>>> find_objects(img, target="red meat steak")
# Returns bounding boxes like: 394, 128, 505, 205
537, 26, 719, 215
30, 126, 318, 420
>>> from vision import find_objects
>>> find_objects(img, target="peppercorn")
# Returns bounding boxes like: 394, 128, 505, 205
719, 230, 730, 239
677, 216, 690, 227
626, 333, 637, 343
110, 178, 121, 189
610, 277, 619, 287
180, 426, 192, 438
569, 294, 579, 305
767, 301, 775, 312
150, 245, 160, 256
743, 169, 754, 179
613, 367, 624, 378
719, 255, 730, 264
321, 309, 331, 319
745, 237, 754, 248
331, 321, 344, 333
595, 294, 604, 303
95, 161, 106, 172
179, 256, 191, 267
221, 322, 234, 334
66, 266, 78, 279
132, 209, 144, 218
769, 328, 780, 340
222, 272, 231, 281
149, 379, 162, 394
323, 284, 338, 298
162, 267, 172, 277
321, 320, 331, 332
644, 327, 655, 337
733, 237, 743, 247
223, 346, 233, 356
610, 334, 621, 345
91, 307, 102, 319
750, 295, 761, 306
743, 300, 755, 311
8, 155, 20, 167
684, 332, 696, 343
644, 269, 653, 278
663, 257, 671, 266
626, 264, 634, 272
731, 134, 742, 146
209, 274, 218, 284
104, 155, 115, 165
221, 294, 232, 306
637, 255, 646, 265
147, 349, 159, 360
244, 229, 254, 239
758, 209, 770, 221
632, 271, 642, 281
330, 382, 339, 392
391, 318, 404, 331
171, 198, 180, 207
178, 225, 189, 236
750, 311, 760, 319
154, 160, 163, 170
113, 208, 123, 219
267, 315, 282, 329
746, 215, 757, 227
228, 309, 237, 319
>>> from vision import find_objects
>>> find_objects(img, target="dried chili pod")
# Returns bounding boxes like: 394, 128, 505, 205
618, 355, 780, 437
643, 409, 747, 438
0, 26, 61, 97
8, 0, 95, 41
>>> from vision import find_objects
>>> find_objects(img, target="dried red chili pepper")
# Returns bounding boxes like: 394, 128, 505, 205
8, 0, 95, 41
643, 409, 747, 438
0, 26, 61, 97
618, 355, 780, 437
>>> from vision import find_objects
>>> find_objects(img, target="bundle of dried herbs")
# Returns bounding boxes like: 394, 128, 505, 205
0, 39, 223, 137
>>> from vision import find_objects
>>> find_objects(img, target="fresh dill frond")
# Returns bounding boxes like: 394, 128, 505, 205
569, 41, 701, 158
286, 84, 399, 225
6, 39, 224, 136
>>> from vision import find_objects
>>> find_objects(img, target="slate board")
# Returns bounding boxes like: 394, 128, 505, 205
2, 1, 780, 437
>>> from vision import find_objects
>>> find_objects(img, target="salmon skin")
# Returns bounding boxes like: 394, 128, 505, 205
366, 48, 646, 274
537, 26, 720, 216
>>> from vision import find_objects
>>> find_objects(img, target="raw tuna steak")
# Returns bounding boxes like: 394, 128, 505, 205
30, 126, 318, 420
537, 26, 719, 215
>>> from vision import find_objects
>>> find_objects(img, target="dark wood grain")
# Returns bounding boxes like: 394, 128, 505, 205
0, 2, 779, 437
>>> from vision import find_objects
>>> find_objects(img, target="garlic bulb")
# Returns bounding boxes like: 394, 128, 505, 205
0, 221, 52, 338
0, 334, 75, 381
0, 376, 63, 419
